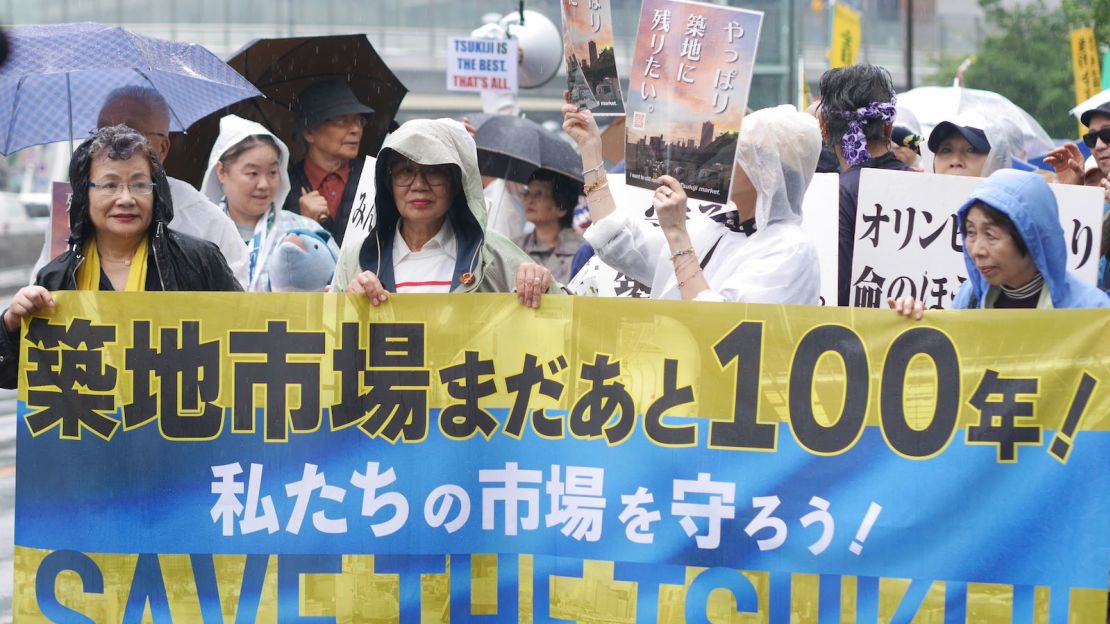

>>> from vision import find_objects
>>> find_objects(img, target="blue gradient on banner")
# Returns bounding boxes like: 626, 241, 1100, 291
15, 402, 1110, 589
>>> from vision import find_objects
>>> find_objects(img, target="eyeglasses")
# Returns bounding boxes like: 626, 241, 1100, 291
390, 163, 451, 187
1082, 127, 1110, 148
89, 180, 155, 196
323, 114, 368, 129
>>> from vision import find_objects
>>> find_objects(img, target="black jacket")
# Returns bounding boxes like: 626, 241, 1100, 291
283, 156, 367, 247
0, 158, 241, 389
837, 152, 913, 306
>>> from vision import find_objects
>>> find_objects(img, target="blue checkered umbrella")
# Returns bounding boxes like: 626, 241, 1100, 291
0, 23, 261, 155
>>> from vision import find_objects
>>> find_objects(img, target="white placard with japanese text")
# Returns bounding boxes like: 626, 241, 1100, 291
799, 173, 840, 306
340, 156, 378, 253
570, 174, 838, 301
850, 169, 1101, 309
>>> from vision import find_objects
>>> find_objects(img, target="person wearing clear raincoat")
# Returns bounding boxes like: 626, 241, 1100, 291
201, 115, 338, 292
562, 103, 821, 304
927, 117, 1025, 178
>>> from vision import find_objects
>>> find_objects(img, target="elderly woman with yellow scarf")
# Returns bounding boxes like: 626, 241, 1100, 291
0, 125, 241, 388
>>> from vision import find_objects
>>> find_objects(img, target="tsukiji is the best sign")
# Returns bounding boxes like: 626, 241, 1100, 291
625, 0, 763, 203
850, 169, 1102, 309
447, 37, 518, 93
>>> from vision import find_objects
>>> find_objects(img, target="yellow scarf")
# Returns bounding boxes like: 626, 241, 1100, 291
76, 236, 150, 292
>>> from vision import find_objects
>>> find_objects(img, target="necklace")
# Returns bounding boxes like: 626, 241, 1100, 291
102, 256, 132, 266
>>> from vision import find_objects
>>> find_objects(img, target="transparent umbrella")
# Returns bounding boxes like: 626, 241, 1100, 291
897, 86, 1055, 158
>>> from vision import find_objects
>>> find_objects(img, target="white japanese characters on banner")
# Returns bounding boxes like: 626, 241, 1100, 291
799, 172, 840, 306
625, 0, 763, 203
850, 169, 1102, 309
446, 37, 518, 93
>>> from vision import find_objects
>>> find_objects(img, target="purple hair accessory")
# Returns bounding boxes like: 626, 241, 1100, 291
828, 99, 897, 167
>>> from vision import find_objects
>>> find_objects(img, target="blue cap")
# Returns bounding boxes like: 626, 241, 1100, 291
927, 121, 990, 154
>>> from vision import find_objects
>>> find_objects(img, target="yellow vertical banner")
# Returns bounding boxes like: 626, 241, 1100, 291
1071, 27, 1101, 135
830, 3, 862, 68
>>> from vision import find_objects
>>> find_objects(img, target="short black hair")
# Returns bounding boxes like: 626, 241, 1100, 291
68, 124, 172, 244
528, 169, 581, 228
818, 64, 896, 148
963, 201, 1029, 257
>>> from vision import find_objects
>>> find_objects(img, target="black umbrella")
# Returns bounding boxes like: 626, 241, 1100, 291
473, 115, 583, 188
166, 34, 407, 187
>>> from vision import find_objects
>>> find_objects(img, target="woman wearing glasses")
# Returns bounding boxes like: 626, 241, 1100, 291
334, 118, 557, 308
201, 115, 338, 292
0, 124, 241, 387
516, 170, 585, 284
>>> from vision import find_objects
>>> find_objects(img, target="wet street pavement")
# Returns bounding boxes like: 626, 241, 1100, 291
0, 390, 17, 623
0, 289, 23, 622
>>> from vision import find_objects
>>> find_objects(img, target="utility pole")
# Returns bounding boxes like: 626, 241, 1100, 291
905, 0, 914, 89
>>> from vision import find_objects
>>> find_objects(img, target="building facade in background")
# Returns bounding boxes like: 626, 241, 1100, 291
1, 0, 998, 195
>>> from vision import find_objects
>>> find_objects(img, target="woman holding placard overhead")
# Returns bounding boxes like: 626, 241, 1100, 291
562, 100, 820, 304
890, 169, 1109, 317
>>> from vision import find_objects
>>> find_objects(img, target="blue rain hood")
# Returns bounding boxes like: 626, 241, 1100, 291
953, 169, 1108, 309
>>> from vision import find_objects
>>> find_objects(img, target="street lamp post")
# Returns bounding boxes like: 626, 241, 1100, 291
905, 0, 914, 90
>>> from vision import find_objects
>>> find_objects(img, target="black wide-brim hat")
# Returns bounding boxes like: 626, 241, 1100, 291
295, 79, 375, 133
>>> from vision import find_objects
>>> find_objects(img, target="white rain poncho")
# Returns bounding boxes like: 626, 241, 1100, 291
584, 104, 821, 304
200, 115, 337, 291
925, 116, 1024, 177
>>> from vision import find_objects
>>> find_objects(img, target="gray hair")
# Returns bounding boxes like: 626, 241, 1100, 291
98, 85, 171, 130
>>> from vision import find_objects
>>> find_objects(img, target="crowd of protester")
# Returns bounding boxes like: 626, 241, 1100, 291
1, 61, 1108, 386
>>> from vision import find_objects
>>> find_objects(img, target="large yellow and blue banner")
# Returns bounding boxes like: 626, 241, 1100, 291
13, 293, 1110, 622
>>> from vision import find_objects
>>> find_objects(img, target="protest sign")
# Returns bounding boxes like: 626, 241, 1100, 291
1071, 26, 1101, 135
446, 37, 518, 93
830, 3, 861, 69
567, 176, 728, 298
799, 172, 839, 306
569, 174, 838, 303
337, 156, 378, 253
849, 169, 1102, 309
13, 292, 1110, 622
49, 181, 71, 260
562, 0, 625, 115
625, 0, 763, 203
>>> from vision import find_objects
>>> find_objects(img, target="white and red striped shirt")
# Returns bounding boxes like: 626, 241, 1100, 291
392, 220, 457, 293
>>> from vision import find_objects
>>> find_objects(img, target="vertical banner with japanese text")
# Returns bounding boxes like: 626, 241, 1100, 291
562, 0, 626, 115
849, 169, 1102, 309
14, 293, 1110, 622
625, 0, 763, 203
1071, 26, 1101, 134
830, 3, 861, 69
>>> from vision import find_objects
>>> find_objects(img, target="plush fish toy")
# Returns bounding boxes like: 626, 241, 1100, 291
267, 229, 337, 292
